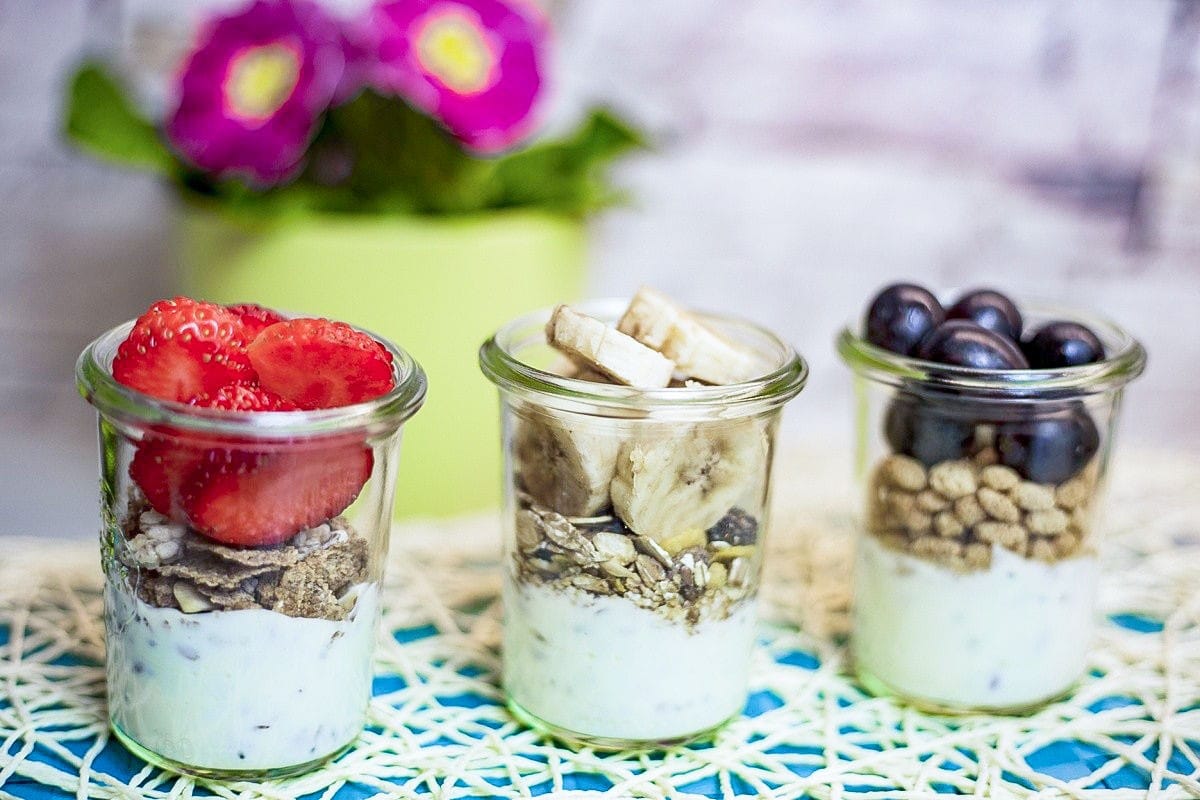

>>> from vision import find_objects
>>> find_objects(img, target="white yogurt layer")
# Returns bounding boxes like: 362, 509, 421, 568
105, 582, 379, 772
854, 536, 1099, 709
503, 581, 757, 742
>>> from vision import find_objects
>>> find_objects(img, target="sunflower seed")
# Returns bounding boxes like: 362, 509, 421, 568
634, 535, 672, 567
634, 554, 666, 583
592, 531, 637, 563
172, 582, 214, 614
600, 559, 637, 579
571, 574, 610, 594
728, 557, 750, 588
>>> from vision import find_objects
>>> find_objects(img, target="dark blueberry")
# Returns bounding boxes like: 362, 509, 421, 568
707, 508, 758, 546
995, 405, 1100, 484
884, 393, 977, 466
916, 320, 1030, 369
864, 283, 945, 356
946, 288, 1023, 341
1023, 321, 1106, 368
679, 580, 702, 603
530, 543, 558, 562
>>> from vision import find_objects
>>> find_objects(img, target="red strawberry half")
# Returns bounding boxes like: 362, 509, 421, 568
130, 383, 295, 515
183, 444, 374, 546
129, 438, 203, 518
189, 381, 296, 412
113, 297, 253, 402
247, 318, 395, 409
227, 303, 286, 342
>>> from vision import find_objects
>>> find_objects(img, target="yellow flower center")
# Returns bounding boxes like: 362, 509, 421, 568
225, 43, 301, 123
415, 11, 497, 95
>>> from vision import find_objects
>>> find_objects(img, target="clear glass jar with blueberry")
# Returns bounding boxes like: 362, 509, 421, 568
838, 284, 1146, 713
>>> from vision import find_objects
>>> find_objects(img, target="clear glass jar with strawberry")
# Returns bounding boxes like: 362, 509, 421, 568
76, 297, 426, 779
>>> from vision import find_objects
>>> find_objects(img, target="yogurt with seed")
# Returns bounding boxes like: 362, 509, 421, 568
854, 536, 1099, 709
503, 581, 757, 742
105, 582, 379, 771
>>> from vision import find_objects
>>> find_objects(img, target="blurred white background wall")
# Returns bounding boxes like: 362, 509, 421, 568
2, 0, 1198, 537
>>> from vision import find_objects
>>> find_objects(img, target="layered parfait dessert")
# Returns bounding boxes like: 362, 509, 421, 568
481, 288, 807, 747
78, 297, 425, 777
842, 284, 1144, 711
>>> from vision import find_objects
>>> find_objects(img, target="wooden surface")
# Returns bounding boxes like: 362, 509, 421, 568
1, 0, 1198, 539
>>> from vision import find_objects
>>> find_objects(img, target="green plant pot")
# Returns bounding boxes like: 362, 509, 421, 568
177, 206, 587, 518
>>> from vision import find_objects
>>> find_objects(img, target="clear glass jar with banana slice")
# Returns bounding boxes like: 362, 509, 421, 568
480, 288, 807, 749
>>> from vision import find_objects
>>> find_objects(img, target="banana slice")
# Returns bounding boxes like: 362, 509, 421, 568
546, 304, 675, 388
610, 419, 769, 542
514, 410, 622, 516
548, 355, 614, 383
572, 366, 614, 383
617, 287, 765, 385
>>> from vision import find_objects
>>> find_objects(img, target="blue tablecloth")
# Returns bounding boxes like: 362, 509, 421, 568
3, 609, 1196, 799
5, 449, 1200, 800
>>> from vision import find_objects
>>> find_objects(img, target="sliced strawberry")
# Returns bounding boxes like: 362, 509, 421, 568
183, 444, 373, 546
130, 386, 293, 518
113, 297, 254, 402
247, 318, 395, 409
190, 381, 297, 412
227, 303, 286, 342
129, 438, 203, 518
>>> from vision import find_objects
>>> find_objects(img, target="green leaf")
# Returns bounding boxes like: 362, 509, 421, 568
308, 96, 645, 217
63, 62, 178, 175
489, 109, 646, 216
317, 91, 500, 214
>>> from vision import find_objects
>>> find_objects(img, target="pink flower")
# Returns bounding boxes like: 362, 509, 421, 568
166, 0, 346, 185
370, 0, 548, 153
332, 13, 377, 104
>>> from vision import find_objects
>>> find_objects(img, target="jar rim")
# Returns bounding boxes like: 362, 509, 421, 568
836, 297, 1147, 397
478, 298, 808, 417
76, 318, 427, 439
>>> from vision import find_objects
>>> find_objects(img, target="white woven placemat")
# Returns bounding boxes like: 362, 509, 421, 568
2, 448, 1198, 799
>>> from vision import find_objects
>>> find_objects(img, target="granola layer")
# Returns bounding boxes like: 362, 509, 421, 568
115, 498, 369, 621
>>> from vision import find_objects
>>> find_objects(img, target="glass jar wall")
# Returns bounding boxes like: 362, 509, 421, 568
838, 300, 1145, 713
480, 300, 807, 748
77, 319, 426, 779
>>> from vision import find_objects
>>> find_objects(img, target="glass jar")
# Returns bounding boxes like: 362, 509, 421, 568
837, 300, 1146, 713
76, 319, 426, 780
479, 299, 807, 749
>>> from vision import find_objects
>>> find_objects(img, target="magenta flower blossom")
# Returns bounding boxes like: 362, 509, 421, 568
332, 13, 377, 104
370, 0, 548, 153
166, 0, 346, 184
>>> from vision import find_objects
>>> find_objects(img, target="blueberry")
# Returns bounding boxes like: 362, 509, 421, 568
884, 393, 977, 466
865, 283, 945, 356
916, 320, 1030, 369
995, 405, 1100, 484
707, 508, 758, 546
946, 288, 1023, 341
1023, 321, 1106, 368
